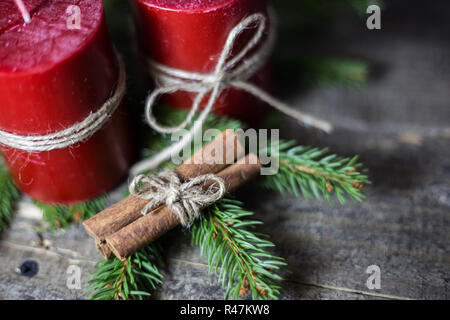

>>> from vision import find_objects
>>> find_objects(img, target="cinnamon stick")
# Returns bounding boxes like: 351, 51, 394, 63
106, 153, 261, 261
83, 129, 244, 258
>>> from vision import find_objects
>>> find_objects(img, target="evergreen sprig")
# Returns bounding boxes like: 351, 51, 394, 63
261, 140, 369, 203
89, 108, 369, 300
88, 244, 164, 300
0, 161, 20, 233
300, 57, 368, 86
191, 198, 286, 300
34, 196, 107, 230
90, 109, 245, 299
272, 0, 382, 88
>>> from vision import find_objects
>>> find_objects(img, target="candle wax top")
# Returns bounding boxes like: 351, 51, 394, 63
140, 0, 235, 11
0, 0, 103, 74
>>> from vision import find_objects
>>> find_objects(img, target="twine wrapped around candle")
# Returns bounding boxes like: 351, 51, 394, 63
0, 58, 126, 152
132, 13, 332, 175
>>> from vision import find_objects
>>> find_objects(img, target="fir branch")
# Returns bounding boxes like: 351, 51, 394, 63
88, 244, 164, 300
34, 196, 107, 230
261, 140, 369, 204
88, 108, 368, 300
103, 107, 247, 299
191, 198, 286, 300
299, 57, 368, 86
274, 54, 369, 88
273, 0, 382, 88
0, 161, 20, 233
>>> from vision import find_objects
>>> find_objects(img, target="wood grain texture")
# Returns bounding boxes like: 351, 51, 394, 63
0, 0, 449, 300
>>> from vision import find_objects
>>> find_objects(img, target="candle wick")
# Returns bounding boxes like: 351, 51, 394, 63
14, 0, 31, 24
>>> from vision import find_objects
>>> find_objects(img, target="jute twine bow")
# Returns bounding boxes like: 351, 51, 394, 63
131, 12, 332, 175
129, 170, 226, 227
0, 58, 126, 152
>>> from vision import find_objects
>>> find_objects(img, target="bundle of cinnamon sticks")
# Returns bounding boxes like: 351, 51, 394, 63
83, 130, 262, 261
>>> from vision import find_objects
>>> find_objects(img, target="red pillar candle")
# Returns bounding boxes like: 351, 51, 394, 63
0, 0, 134, 204
130, 0, 271, 125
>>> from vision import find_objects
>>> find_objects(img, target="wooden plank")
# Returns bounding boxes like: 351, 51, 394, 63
1, 0, 450, 300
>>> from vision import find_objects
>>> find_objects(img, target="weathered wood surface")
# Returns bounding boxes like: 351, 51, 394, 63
0, 1, 449, 300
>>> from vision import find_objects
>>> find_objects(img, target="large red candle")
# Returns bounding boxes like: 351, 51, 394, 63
0, 0, 134, 204
130, 0, 271, 125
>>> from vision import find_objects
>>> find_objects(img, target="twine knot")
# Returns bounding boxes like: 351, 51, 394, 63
129, 170, 226, 227
131, 12, 332, 175
166, 188, 181, 205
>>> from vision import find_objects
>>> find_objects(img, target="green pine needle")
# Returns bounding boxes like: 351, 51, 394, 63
274, 55, 369, 87
191, 198, 287, 300
0, 161, 20, 233
88, 244, 164, 300
95, 107, 247, 299
34, 196, 107, 230
261, 140, 369, 204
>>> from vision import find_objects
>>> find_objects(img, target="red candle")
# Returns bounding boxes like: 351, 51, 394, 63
130, 0, 271, 125
0, 0, 134, 204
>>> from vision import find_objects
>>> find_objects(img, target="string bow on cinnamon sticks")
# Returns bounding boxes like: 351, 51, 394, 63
83, 130, 262, 261
131, 12, 332, 175
129, 170, 226, 227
